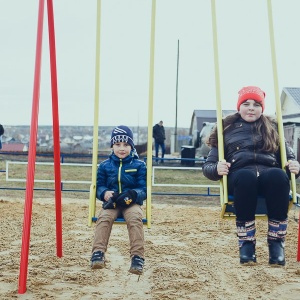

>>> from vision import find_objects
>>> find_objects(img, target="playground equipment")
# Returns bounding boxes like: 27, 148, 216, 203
87, 0, 156, 229
18, 0, 155, 293
211, 0, 298, 219
17, 1, 300, 294
18, 0, 62, 294
211, 0, 299, 260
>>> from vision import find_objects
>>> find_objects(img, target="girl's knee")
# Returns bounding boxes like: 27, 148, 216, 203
234, 170, 257, 186
269, 168, 288, 179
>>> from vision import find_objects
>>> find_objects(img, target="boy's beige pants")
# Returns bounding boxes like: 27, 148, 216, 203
91, 204, 144, 258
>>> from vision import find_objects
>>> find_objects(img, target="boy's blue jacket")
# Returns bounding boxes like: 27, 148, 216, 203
96, 149, 147, 205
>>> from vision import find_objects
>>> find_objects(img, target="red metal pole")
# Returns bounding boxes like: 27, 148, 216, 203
18, 0, 45, 294
297, 211, 300, 261
47, 0, 63, 258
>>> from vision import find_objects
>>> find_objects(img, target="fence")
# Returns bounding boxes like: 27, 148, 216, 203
0, 152, 217, 196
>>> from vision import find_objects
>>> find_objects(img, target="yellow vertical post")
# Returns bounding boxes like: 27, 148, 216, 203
88, 0, 102, 226
146, 0, 156, 229
211, 0, 227, 206
267, 0, 296, 203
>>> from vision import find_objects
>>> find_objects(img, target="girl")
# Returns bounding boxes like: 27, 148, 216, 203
203, 86, 300, 265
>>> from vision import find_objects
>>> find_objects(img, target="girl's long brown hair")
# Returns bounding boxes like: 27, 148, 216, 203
206, 113, 280, 153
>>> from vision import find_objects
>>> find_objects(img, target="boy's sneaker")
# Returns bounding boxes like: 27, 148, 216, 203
129, 255, 144, 275
91, 251, 105, 269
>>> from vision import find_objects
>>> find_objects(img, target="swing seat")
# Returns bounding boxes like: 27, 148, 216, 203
91, 215, 148, 224
91, 199, 149, 226
221, 194, 296, 219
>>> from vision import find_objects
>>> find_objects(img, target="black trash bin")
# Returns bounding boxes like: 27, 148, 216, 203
181, 145, 196, 166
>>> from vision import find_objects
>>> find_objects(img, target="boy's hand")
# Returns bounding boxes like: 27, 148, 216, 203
104, 190, 115, 201
102, 198, 116, 209
102, 193, 119, 209
115, 190, 137, 207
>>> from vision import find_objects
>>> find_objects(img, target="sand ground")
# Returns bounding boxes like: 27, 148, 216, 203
1, 195, 300, 300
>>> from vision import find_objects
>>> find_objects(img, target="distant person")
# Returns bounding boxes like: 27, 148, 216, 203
90, 125, 147, 275
153, 120, 166, 163
203, 86, 300, 266
0, 124, 4, 150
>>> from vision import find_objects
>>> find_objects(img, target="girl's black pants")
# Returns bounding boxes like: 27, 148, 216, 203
228, 168, 290, 221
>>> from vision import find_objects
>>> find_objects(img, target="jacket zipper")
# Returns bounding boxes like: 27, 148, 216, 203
252, 123, 259, 177
118, 159, 123, 192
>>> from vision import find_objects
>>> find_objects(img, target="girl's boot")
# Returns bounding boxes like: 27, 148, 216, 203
268, 219, 287, 266
236, 220, 256, 264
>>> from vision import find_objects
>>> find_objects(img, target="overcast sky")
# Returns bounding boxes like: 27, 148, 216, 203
1, 0, 300, 129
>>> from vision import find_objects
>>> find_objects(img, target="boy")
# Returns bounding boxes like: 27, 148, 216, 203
91, 125, 147, 275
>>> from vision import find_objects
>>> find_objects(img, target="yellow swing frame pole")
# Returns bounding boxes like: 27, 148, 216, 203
267, 0, 296, 204
211, 0, 228, 207
88, 0, 101, 226
145, 0, 157, 229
